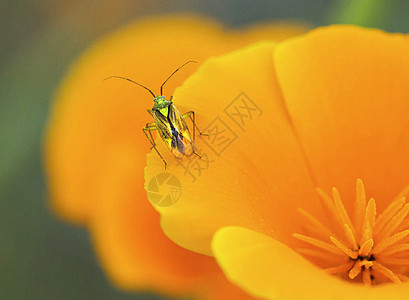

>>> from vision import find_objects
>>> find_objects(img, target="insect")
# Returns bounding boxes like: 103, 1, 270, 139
105, 61, 207, 169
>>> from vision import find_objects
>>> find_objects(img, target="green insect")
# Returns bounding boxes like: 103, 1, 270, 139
105, 61, 207, 169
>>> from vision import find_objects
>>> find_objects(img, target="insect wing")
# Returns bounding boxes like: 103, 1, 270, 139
152, 104, 194, 159
168, 104, 194, 158
152, 109, 173, 149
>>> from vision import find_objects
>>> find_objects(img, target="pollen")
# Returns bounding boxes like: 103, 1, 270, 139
294, 179, 409, 286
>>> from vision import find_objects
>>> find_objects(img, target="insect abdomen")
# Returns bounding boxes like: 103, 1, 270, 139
170, 128, 193, 159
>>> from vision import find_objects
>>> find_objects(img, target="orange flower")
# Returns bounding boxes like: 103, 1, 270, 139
144, 26, 409, 299
44, 15, 307, 298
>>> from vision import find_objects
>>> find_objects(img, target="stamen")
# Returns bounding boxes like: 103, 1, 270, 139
360, 221, 373, 245
359, 238, 374, 257
396, 218, 409, 232
393, 184, 409, 203
361, 261, 374, 268
380, 243, 409, 256
344, 224, 358, 250
396, 274, 409, 282
349, 261, 366, 279
297, 207, 332, 238
330, 236, 358, 259
360, 198, 376, 245
324, 262, 354, 274
296, 248, 345, 264
372, 262, 401, 284
316, 188, 340, 224
362, 268, 372, 286
377, 204, 409, 241
372, 229, 409, 254
354, 179, 367, 234
293, 234, 344, 255
332, 188, 355, 233
294, 180, 409, 286
378, 258, 409, 265
374, 197, 406, 236
364, 198, 376, 229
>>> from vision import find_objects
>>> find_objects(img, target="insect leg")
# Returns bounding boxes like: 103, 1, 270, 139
182, 111, 209, 139
144, 122, 158, 150
193, 151, 202, 158
143, 123, 167, 169
146, 122, 156, 145
182, 111, 208, 159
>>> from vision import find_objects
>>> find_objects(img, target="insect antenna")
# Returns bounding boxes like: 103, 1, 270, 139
104, 76, 156, 98
160, 61, 197, 96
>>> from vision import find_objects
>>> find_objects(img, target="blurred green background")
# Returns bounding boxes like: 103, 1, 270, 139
0, 0, 408, 299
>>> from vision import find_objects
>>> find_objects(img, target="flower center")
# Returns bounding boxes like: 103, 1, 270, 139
293, 179, 409, 286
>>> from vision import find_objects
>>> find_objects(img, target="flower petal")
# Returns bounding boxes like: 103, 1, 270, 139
213, 226, 409, 300
45, 15, 308, 224
44, 15, 240, 223
212, 226, 367, 300
91, 144, 255, 299
274, 25, 409, 211
45, 14, 308, 296
145, 42, 320, 255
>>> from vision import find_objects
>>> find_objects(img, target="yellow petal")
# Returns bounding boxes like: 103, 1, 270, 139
213, 226, 409, 299
274, 25, 409, 212
212, 226, 367, 300
45, 15, 308, 224
45, 14, 308, 296
90, 144, 255, 298
44, 15, 230, 223
145, 41, 319, 255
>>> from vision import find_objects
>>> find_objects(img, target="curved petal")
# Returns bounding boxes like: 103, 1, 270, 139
44, 15, 308, 296
274, 26, 409, 212
44, 15, 230, 223
145, 42, 320, 255
45, 15, 308, 224
91, 144, 255, 298
213, 226, 409, 300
